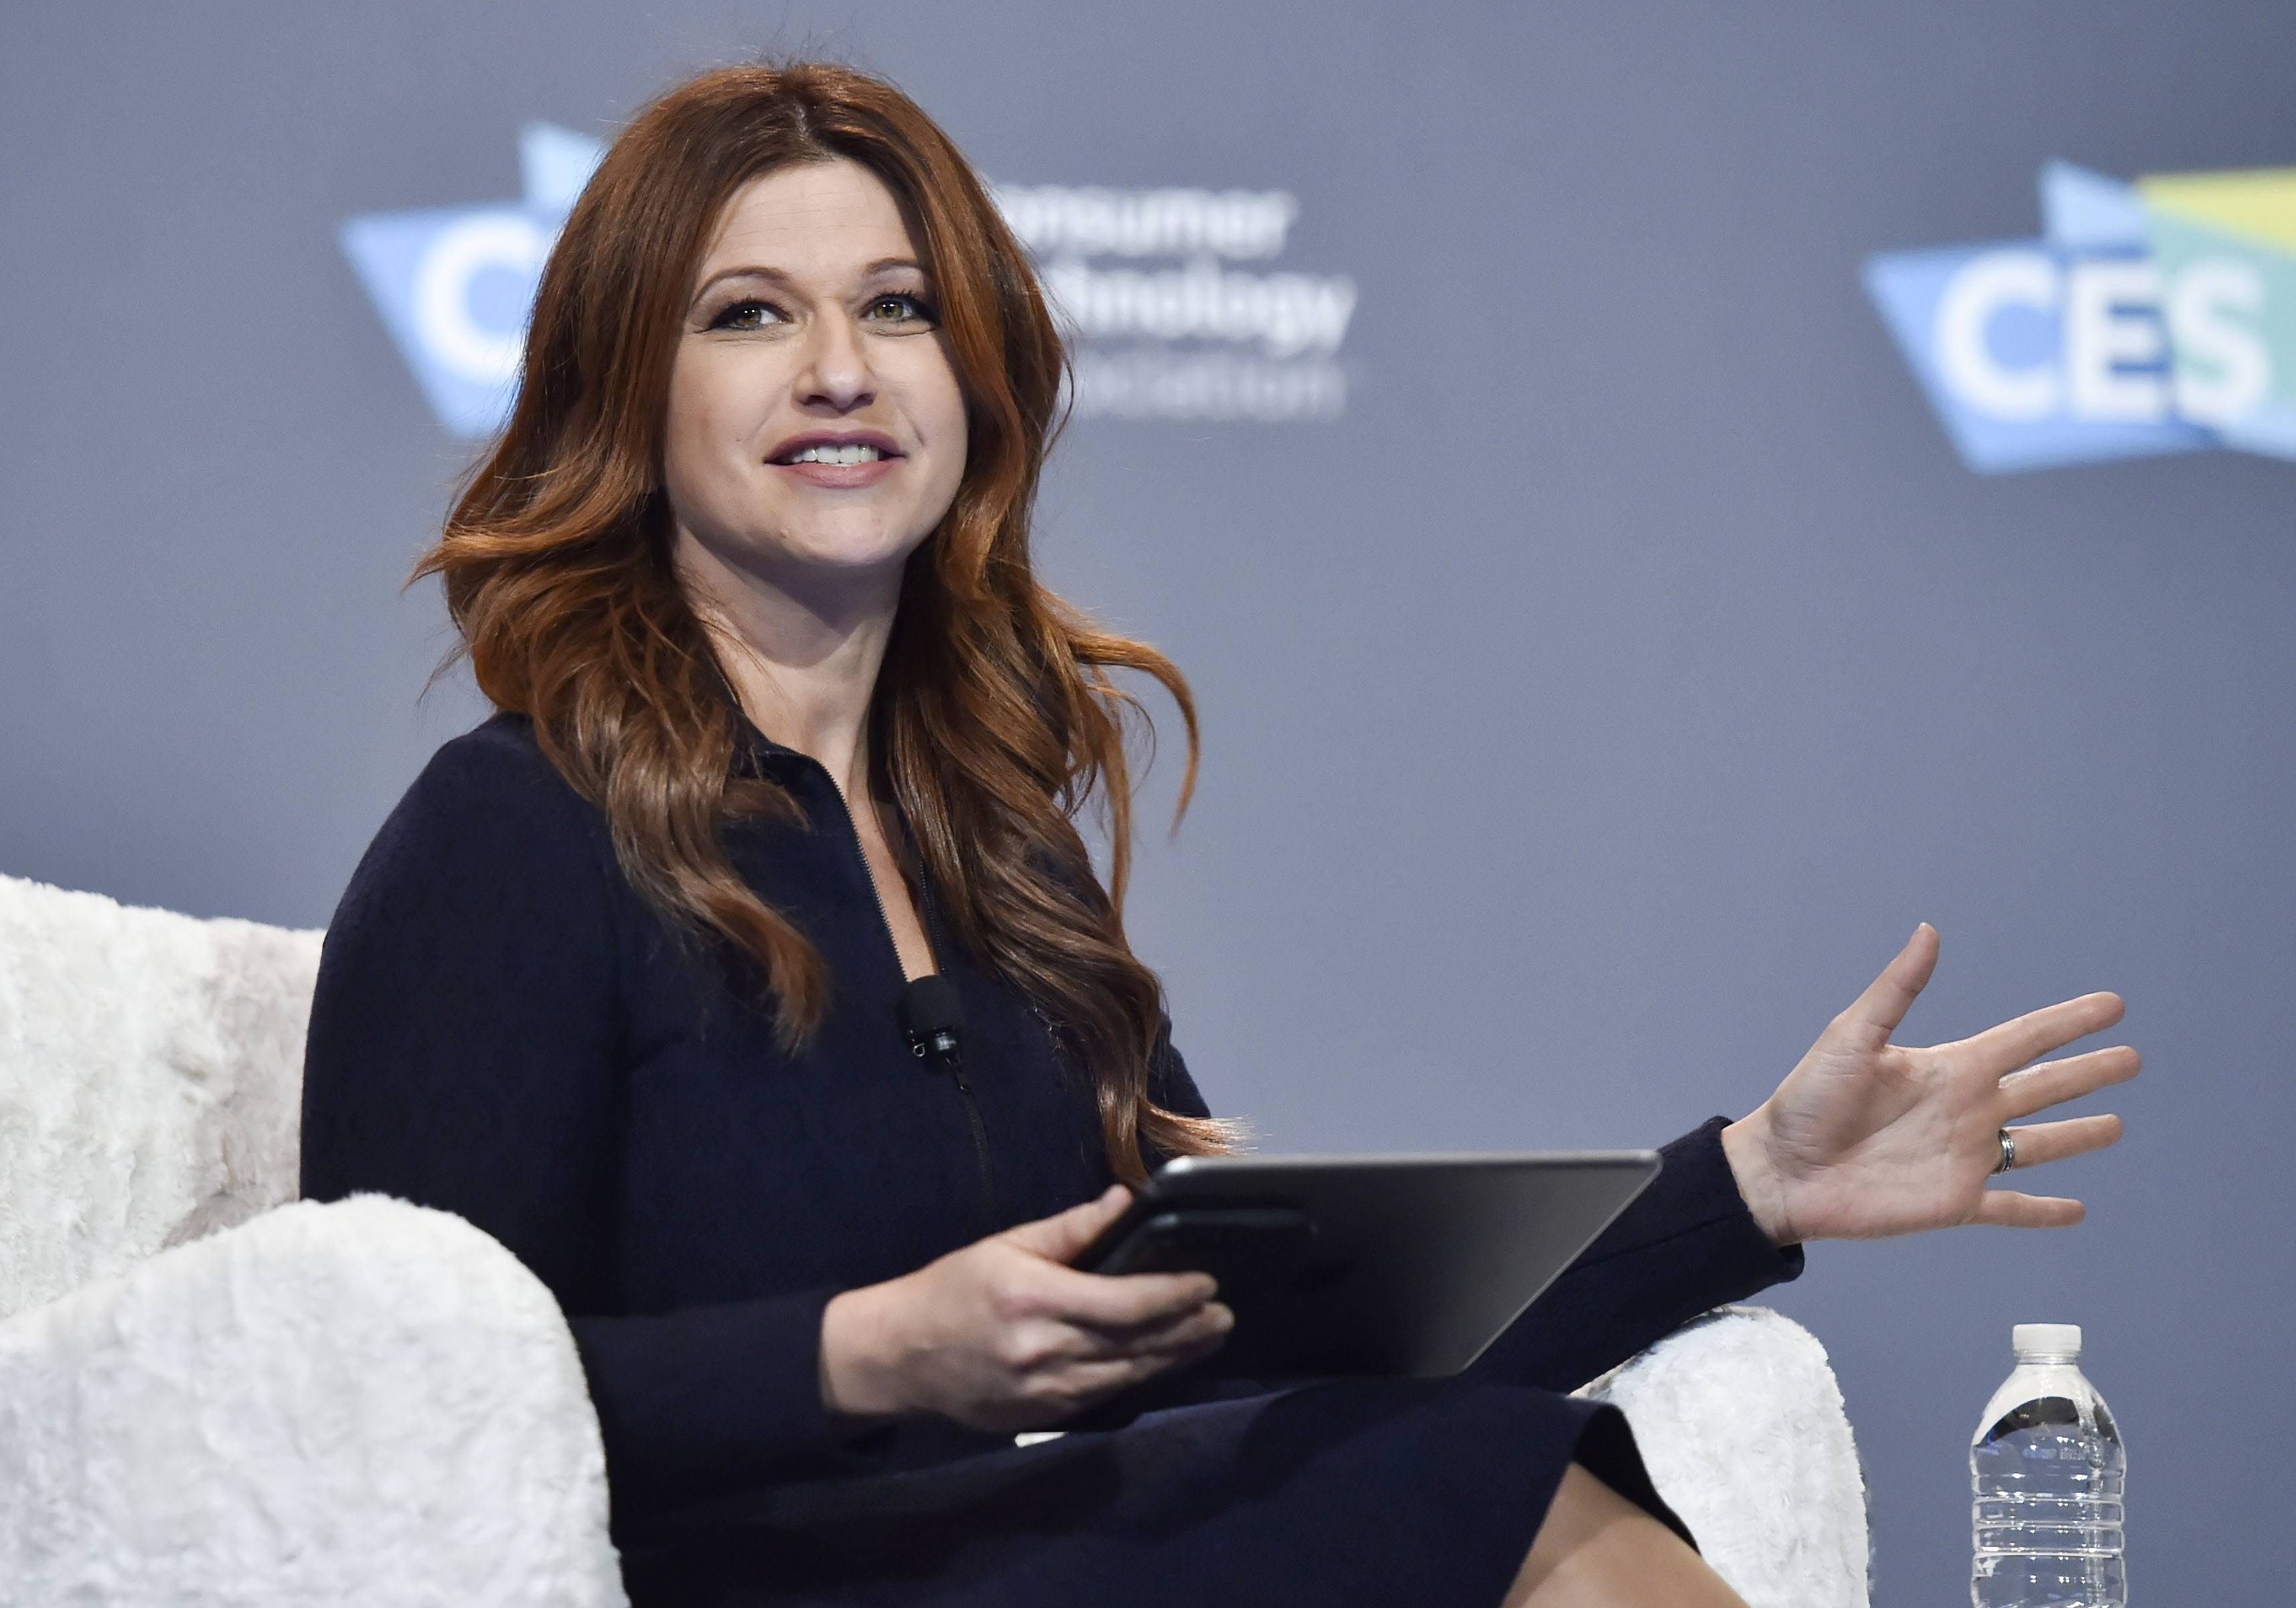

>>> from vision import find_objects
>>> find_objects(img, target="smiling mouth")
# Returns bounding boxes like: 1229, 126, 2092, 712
778, 443, 891, 465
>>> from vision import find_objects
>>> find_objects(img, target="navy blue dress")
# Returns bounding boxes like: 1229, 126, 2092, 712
299, 714, 1802, 1606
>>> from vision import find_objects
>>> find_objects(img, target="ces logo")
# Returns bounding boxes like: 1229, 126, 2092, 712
1865, 161, 2296, 472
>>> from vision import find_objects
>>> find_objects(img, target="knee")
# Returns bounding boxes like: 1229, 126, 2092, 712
1511, 1465, 1748, 1607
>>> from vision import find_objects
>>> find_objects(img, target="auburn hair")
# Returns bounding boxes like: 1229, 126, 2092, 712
415, 60, 1233, 1181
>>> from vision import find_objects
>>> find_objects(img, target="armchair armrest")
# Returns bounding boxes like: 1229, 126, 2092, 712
0, 1196, 625, 1607
1578, 1306, 1870, 1608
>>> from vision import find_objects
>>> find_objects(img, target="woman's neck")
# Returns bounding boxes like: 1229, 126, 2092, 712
674, 532, 901, 803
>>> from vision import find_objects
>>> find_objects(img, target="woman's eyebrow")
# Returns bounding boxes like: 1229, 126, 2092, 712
689, 258, 931, 307
690, 264, 796, 306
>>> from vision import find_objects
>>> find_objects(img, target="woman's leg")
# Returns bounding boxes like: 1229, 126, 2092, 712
1503, 1464, 1749, 1607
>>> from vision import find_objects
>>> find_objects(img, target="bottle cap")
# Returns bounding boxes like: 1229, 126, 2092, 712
2013, 1323, 2082, 1358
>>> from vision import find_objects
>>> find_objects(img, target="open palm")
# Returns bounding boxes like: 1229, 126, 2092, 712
1722, 925, 2139, 1246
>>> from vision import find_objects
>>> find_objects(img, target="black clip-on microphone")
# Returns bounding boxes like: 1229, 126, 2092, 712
897, 974, 966, 1068
899, 974, 996, 1228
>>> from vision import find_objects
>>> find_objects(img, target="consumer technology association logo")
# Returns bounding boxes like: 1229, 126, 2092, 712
1865, 161, 2296, 472
996, 184, 1355, 421
341, 125, 1356, 437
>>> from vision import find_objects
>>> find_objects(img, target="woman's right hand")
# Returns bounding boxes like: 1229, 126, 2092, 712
818, 1185, 1233, 1433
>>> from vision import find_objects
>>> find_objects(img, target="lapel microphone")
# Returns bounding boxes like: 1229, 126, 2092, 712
897, 974, 966, 1064
899, 972, 996, 1228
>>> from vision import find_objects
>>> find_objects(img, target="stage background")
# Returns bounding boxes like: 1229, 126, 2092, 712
6, 5, 2287, 1600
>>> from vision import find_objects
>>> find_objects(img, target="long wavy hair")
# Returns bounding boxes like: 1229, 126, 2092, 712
415, 61, 1233, 1181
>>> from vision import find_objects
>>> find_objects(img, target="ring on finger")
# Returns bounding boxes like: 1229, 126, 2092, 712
1993, 1128, 2017, 1175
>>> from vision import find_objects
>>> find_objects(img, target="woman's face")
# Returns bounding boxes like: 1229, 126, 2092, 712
662, 159, 968, 601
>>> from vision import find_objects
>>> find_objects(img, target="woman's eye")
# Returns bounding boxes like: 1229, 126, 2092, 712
865, 293, 935, 325
710, 299, 782, 331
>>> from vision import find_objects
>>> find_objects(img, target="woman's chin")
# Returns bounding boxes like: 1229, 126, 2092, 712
688, 520, 930, 593
778, 533, 929, 580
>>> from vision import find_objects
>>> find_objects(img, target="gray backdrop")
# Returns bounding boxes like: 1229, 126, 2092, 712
5, 4, 2287, 1601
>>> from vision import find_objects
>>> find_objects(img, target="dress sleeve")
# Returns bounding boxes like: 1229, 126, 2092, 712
299, 725, 858, 1516
1463, 1116, 1805, 1393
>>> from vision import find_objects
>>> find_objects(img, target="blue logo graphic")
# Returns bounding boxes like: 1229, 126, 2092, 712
340, 124, 605, 437
1864, 160, 2296, 472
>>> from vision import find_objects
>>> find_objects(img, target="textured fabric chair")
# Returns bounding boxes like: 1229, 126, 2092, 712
0, 871, 1869, 1606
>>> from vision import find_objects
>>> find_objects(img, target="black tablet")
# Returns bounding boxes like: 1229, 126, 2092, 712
1075, 1150, 1662, 1378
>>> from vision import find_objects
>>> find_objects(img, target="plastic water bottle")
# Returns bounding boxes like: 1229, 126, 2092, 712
1970, 1323, 2126, 1607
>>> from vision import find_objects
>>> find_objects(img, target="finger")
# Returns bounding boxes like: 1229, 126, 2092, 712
1999, 1113, 2125, 1169
1999, 1046, 2140, 1120
1073, 1299, 1235, 1361
1000, 1185, 1132, 1261
1973, 1189, 2087, 1229
1085, 1307, 1235, 1378
1052, 1343, 1216, 1406
1960, 992, 2125, 1076
1131, 1301, 1234, 1358
1035, 1263, 1218, 1329
1840, 924, 1940, 1045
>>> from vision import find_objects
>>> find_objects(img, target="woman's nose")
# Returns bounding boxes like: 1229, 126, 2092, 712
793, 311, 875, 413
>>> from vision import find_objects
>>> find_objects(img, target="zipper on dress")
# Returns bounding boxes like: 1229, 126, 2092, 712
938, 1041, 996, 1234
820, 769, 998, 1232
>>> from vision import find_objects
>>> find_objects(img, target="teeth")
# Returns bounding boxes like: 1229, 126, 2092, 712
789, 443, 883, 465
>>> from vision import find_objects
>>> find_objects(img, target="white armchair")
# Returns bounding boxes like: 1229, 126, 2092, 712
0, 875, 623, 1607
0, 872, 1868, 1607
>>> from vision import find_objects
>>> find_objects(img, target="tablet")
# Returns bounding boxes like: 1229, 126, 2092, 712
1075, 1150, 1662, 1378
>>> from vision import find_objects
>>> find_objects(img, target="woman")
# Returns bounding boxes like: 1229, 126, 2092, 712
300, 60, 2136, 1607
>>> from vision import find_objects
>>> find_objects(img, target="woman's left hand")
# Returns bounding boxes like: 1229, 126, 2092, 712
1721, 924, 2139, 1246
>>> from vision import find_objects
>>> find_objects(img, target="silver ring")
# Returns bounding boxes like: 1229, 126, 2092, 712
1994, 1128, 2017, 1175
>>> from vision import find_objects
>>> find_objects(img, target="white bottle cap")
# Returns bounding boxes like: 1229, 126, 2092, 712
2013, 1323, 2082, 1358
